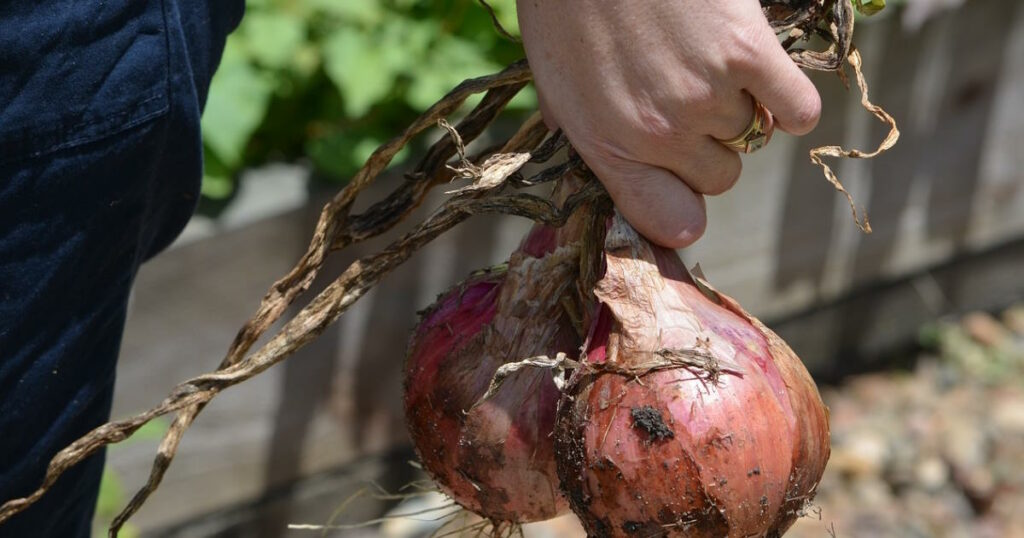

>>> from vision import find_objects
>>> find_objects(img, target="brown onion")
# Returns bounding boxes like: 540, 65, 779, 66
554, 213, 830, 537
403, 223, 579, 522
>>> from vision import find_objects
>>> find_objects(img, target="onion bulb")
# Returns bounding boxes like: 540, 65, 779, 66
403, 224, 579, 522
554, 213, 830, 537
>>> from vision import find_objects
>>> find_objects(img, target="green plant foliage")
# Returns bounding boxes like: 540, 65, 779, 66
854, 0, 886, 16
199, 0, 533, 201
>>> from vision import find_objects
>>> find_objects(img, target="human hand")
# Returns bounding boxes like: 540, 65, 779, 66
517, 0, 821, 247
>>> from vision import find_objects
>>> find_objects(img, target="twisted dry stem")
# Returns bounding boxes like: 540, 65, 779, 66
0, 2, 897, 534
809, 48, 901, 233
0, 60, 579, 533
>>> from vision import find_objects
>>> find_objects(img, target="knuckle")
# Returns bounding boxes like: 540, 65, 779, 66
633, 98, 687, 144
573, 137, 643, 193
674, 77, 718, 111
571, 131, 633, 170
633, 81, 717, 143
722, 24, 769, 74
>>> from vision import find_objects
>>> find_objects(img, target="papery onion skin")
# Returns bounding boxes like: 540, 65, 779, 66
554, 214, 830, 537
403, 225, 578, 523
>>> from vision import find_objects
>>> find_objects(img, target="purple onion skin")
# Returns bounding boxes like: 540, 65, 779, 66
555, 214, 830, 537
404, 224, 579, 523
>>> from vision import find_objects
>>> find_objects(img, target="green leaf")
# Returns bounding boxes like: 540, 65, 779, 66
241, 12, 306, 69
406, 36, 503, 110
292, 43, 322, 79
507, 85, 538, 110
378, 17, 435, 72
918, 323, 942, 350
305, 0, 384, 24
477, 0, 521, 37
196, 0, 535, 205
200, 150, 235, 200
95, 469, 124, 518
322, 27, 398, 118
855, 0, 886, 16
131, 418, 171, 443
93, 468, 141, 537
306, 130, 409, 181
201, 174, 235, 199
201, 40, 276, 168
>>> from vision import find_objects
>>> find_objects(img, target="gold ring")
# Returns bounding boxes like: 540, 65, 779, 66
716, 97, 775, 154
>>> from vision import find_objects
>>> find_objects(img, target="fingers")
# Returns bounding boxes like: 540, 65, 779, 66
737, 20, 822, 135
702, 88, 758, 143
516, 0, 824, 250
586, 157, 708, 249
641, 135, 742, 197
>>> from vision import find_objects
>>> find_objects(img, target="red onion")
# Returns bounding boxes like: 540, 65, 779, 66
403, 224, 579, 522
554, 213, 830, 537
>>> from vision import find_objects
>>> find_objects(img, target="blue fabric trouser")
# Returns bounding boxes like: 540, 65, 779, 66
0, 1, 243, 536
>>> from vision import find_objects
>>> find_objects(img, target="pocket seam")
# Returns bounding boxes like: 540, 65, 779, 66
0, 2, 173, 166
28, 95, 169, 161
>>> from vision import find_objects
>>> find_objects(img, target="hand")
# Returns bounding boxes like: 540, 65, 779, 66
517, 0, 821, 247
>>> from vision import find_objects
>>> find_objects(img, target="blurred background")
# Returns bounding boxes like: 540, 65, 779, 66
95, 0, 1024, 536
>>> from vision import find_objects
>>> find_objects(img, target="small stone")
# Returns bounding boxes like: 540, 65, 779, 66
962, 312, 1010, 348
992, 397, 1024, 435
943, 416, 988, 469
961, 467, 997, 500
838, 431, 890, 477
1002, 305, 1024, 336
852, 477, 893, 507
915, 456, 949, 490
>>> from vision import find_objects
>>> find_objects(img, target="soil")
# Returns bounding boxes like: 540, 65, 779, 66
786, 305, 1024, 538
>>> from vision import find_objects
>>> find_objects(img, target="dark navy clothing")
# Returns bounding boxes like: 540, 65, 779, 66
0, 1, 243, 536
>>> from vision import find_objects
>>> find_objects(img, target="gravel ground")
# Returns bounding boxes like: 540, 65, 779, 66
788, 305, 1024, 538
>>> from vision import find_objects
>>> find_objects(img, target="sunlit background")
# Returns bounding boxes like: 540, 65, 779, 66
94, 1, 1024, 536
